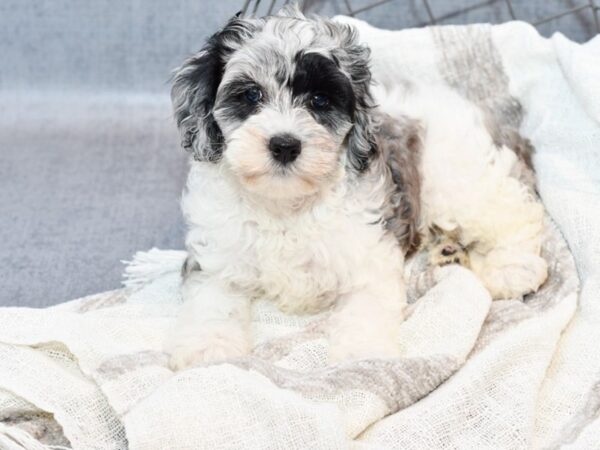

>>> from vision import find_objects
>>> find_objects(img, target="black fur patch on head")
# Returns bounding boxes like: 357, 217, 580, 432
217, 76, 265, 122
292, 52, 356, 124
328, 24, 378, 173
171, 16, 256, 162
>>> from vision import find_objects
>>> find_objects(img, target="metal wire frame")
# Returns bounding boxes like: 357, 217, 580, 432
241, 0, 600, 35
241, 0, 311, 15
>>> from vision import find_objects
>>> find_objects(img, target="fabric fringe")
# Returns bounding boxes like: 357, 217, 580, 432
121, 248, 187, 288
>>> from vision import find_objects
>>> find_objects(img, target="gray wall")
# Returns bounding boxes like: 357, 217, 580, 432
0, 0, 241, 92
1, 1, 595, 92
0, 0, 242, 307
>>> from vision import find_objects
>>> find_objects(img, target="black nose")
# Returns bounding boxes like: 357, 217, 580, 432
269, 134, 301, 165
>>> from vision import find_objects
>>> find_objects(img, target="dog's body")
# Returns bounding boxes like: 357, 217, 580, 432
375, 83, 547, 299
174, 154, 407, 368
166, 9, 547, 370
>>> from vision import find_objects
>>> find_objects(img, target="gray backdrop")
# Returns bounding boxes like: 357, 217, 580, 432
1, 0, 596, 307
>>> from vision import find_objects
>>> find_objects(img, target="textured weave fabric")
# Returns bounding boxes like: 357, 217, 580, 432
0, 212, 577, 449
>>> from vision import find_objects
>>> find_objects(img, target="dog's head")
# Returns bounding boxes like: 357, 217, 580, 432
171, 7, 376, 200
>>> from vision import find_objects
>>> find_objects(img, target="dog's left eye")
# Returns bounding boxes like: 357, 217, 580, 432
244, 87, 263, 104
310, 94, 330, 110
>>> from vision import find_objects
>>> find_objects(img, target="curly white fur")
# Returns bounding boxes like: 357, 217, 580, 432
167, 161, 407, 369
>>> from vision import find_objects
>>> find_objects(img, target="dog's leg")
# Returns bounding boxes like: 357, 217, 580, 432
166, 273, 251, 371
459, 183, 548, 300
328, 262, 406, 362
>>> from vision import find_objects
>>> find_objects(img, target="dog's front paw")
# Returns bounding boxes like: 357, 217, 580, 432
167, 324, 250, 371
429, 239, 470, 268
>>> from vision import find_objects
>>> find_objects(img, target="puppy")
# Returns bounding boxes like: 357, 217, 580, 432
166, 8, 547, 371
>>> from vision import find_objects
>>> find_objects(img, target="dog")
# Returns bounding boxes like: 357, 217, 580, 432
166, 7, 548, 371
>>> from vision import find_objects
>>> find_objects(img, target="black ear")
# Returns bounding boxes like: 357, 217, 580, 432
332, 25, 377, 172
346, 99, 377, 172
171, 16, 255, 162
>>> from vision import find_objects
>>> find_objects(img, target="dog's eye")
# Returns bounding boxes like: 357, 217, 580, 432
310, 94, 330, 110
244, 87, 263, 104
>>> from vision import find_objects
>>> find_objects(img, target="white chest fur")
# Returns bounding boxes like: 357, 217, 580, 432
182, 163, 398, 314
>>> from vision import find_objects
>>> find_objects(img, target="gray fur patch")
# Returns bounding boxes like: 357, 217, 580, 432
374, 112, 423, 255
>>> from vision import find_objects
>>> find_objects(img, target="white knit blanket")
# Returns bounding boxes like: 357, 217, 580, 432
0, 19, 598, 449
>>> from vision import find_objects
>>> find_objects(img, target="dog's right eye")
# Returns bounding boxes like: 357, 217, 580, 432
310, 94, 330, 111
244, 87, 263, 104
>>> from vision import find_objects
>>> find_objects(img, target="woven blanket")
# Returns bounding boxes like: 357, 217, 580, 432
1, 18, 598, 449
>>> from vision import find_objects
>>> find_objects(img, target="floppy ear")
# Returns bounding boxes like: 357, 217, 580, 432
346, 99, 378, 172
333, 26, 377, 172
171, 15, 255, 162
